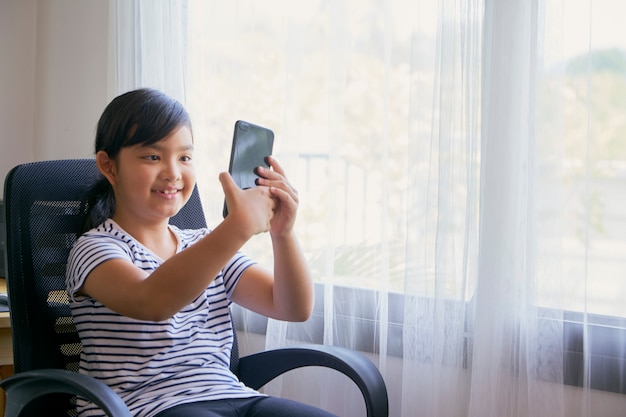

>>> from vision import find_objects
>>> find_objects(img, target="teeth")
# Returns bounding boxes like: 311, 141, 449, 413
160, 190, 177, 194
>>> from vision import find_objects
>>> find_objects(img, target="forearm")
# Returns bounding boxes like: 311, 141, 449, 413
141, 216, 253, 319
270, 231, 314, 321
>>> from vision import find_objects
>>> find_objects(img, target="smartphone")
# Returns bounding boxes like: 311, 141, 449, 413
223, 120, 274, 217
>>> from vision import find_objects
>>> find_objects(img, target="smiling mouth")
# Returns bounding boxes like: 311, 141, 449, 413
154, 189, 181, 197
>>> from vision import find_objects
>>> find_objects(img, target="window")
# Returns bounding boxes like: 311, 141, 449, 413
182, 0, 626, 319
124, 0, 626, 408
185, 0, 471, 295
538, 0, 626, 317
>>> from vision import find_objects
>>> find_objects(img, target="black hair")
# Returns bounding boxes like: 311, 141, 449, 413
82, 88, 192, 232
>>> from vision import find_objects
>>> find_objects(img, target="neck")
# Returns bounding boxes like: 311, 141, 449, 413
112, 215, 177, 260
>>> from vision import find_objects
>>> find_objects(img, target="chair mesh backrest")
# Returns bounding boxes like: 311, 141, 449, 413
3, 159, 238, 414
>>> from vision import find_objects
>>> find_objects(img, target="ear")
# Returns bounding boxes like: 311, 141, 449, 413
96, 150, 118, 186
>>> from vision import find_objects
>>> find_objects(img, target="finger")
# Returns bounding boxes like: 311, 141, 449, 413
266, 156, 286, 176
255, 166, 285, 188
270, 184, 299, 207
256, 164, 295, 189
256, 166, 282, 184
259, 175, 297, 201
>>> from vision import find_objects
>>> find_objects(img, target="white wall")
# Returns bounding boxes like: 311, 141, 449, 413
0, 0, 36, 183
0, 0, 110, 185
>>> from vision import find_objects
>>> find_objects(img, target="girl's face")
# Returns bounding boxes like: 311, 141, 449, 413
103, 125, 196, 227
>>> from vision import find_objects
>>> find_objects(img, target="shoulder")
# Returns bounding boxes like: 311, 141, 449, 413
66, 220, 137, 298
67, 219, 142, 278
73, 219, 135, 255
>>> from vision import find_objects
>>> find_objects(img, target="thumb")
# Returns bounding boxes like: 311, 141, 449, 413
219, 172, 241, 212
219, 172, 239, 194
219, 172, 239, 217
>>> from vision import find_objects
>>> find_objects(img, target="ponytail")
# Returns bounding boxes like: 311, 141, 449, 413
81, 177, 115, 233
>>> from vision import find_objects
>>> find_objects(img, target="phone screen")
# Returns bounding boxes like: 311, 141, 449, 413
223, 120, 274, 217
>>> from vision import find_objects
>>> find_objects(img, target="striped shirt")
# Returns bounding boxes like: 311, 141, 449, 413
66, 219, 262, 417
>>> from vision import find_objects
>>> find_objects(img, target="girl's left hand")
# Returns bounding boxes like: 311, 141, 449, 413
256, 156, 299, 237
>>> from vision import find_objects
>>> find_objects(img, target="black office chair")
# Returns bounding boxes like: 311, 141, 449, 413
1, 159, 388, 417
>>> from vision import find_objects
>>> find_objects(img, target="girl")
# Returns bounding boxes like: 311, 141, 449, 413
66, 88, 336, 417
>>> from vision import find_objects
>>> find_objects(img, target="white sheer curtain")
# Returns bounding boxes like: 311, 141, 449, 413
113, 0, 626, 416
110, 0, 187, 102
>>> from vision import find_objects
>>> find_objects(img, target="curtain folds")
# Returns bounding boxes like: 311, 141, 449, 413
470, 2, 565, 416
114, 0, 626, 416
111, 0, 187, 102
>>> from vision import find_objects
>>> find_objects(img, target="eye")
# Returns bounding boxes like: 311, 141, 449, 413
181, 155, 193, 162
144, 155, 160, 161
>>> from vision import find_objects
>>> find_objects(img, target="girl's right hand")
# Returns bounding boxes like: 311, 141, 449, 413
219, 172, 275, 237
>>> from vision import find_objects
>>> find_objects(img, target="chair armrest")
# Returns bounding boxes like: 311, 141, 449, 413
237, 344, 388, 417
0, 369, 131, 417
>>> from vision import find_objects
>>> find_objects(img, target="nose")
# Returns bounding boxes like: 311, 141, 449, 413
161, 158, 182, 182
